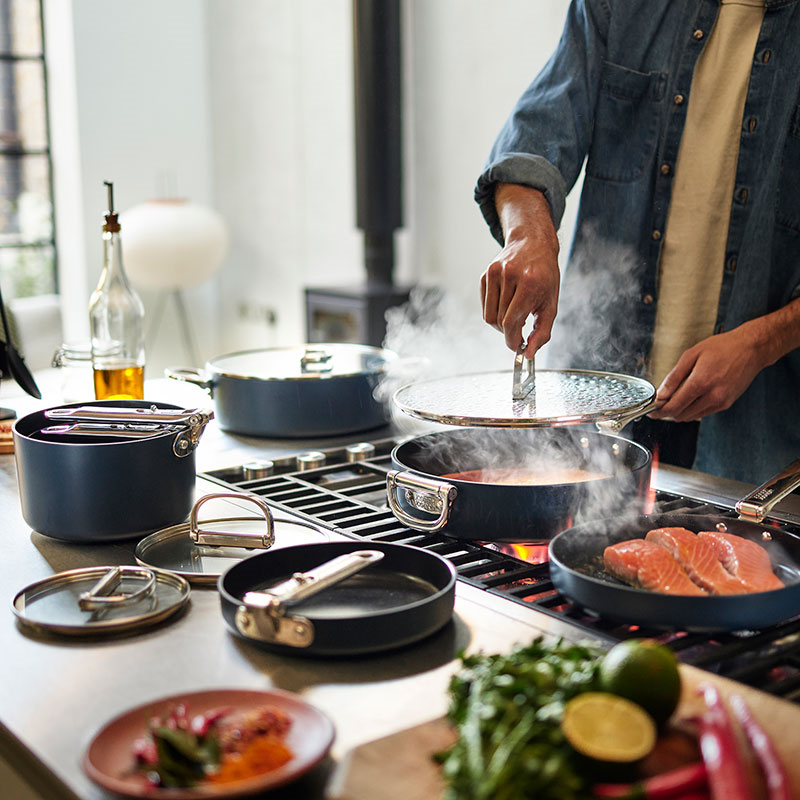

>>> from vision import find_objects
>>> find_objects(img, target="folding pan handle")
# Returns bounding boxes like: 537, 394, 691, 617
736, 458, 800, 522
386, 470, 457, 532
188, 493, 275, 548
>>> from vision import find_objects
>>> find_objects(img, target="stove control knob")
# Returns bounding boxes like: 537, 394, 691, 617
296, 451, 326, 471
345, 442, 376, 462
242, 459, 274, 479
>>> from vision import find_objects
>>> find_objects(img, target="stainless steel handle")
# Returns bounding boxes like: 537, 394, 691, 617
736, 458, 800, 522
235, 548, 384, 648
511, 343, 535, 400
164, 367, 213, 392
243, 550, 384, 608
189, 493, 276, 549
78, 566, 156, 610
44, 405, 212, 425
300, 348, 334, 373
386, 470, 457, 532
595, 397, 661, 434
40, 422, 184, 439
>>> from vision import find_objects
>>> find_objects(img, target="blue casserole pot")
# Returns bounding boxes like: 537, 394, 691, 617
166, 343, 395, 438
13, 400, 209, 542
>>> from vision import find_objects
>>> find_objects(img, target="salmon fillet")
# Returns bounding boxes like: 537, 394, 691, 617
603, 539, 707, 595
698, 530, 784, 592
645, 527, 749, 595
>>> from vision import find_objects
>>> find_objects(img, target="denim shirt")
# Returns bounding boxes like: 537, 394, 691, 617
475, 0, 800, 485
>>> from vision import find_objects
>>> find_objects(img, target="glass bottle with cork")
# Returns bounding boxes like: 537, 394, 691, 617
89, 181, 146, 400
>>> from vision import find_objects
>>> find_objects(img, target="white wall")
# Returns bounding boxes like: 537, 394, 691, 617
45, 0, 576, 373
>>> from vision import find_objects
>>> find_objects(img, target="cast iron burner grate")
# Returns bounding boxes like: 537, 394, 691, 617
202, 437, 800, 704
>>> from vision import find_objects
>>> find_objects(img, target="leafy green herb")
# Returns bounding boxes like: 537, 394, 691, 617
438, 637, 604, 800
147, 726, 221, 788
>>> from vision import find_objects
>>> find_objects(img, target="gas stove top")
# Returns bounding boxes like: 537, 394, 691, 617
201, 435, 800, 704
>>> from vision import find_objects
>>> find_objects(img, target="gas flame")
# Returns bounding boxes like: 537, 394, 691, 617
644, 445, 660, 514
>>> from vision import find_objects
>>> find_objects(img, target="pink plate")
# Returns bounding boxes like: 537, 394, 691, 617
82, 688, 335, 798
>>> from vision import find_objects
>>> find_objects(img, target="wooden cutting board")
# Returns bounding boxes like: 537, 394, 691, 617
326, 664, 800, 800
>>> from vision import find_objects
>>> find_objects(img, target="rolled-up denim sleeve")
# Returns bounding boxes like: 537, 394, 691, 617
475, 0, 610, 244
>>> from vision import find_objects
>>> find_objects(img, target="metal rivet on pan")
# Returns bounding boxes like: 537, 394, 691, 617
579, 437, 589, 448
297, 451, 326, 471
762, 531, 772, 541
716, 522, 728, 532
346, 442, 376, 462
243, 459, 275, 479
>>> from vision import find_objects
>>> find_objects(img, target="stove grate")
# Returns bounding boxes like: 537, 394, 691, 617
202, 439, 800, 703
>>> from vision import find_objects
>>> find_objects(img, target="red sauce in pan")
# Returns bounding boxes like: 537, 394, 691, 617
442, 468, 608, 486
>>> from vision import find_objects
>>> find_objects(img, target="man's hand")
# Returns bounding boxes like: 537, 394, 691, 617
651, 298, 800, 421
480, 183, 560, 357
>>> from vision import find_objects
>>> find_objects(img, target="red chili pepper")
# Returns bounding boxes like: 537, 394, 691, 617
728, 694, 792, 800
593, 761, 708, 798
696, 684, 751, 800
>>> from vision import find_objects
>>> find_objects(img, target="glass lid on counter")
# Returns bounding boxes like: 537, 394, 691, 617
12, 565, 190, 637
135, 493, 331, 584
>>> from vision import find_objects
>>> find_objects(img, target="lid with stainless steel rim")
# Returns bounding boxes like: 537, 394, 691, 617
208, 343, 396, 381
135, 493, 330, 584
12, 565, 190, 637
392, 345, 657, 430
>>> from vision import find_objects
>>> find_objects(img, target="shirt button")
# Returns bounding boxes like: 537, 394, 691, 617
727, 255, 738, 272
762, 49, 772, 63
643, 294, 654, 305
739, 187, 749, 204
673, 93, 685, 105
636, 355, 647, 369
748, 117, 757, 132
660, 163, 671, 175
693, 29, 704, 40
651, 229, 662, 240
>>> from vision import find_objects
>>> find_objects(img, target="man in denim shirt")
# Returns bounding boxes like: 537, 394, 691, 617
476, 0, 800, 484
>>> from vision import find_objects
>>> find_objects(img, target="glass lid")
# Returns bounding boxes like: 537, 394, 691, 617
210, 343, 395, 381
12, 566, 190, 637
135, 493, 331, 584
392, 349, 656, 428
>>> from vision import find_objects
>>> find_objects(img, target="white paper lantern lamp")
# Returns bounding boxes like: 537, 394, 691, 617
120, 199, 228, 365
121, 198, 228, 290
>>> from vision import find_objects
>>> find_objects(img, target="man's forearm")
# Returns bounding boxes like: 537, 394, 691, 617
742, 296, 800, 369
494, 183, 559, 258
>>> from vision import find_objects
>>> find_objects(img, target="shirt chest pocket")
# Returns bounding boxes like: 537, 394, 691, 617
586, 61, 666, 183
775, 103, 800, 233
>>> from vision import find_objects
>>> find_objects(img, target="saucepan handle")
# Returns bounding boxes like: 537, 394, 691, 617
164, 366, 213, 392
595, 397, 662, 435
736, 458, 800, 522
386, 470, 457, 532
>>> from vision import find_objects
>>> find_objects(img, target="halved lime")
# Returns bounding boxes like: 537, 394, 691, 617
561, 692, 657, 763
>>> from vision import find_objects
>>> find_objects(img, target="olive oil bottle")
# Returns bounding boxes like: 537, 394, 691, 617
89, 182, 145, 400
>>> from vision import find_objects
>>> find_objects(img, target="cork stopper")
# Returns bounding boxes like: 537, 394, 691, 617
102, 180, 121, 233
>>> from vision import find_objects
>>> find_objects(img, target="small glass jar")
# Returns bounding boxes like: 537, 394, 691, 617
52, 342, 95, 403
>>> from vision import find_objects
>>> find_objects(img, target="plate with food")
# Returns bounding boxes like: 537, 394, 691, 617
548, 511, 800, 631
82, 688, 335, 798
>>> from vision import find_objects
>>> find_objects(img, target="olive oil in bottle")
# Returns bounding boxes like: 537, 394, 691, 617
89, 181, 145, 400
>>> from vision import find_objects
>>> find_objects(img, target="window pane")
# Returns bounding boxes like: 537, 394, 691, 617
0, 153, 52, 241
3, 0, 43, 58
0, 59, 47, 151
0, 243, 55, 298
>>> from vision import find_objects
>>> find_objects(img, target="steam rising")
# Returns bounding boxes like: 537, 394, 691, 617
374, 232, 653, 536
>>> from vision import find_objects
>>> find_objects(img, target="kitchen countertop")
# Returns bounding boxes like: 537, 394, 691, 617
2, 375, 800, 799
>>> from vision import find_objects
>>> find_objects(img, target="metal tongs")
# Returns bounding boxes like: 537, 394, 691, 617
234, 549, 385, 647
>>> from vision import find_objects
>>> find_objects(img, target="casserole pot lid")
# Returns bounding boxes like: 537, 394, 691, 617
209, 343, 395, 381
135, 493, 331, 584
393, 357, 656, 428
12, 565, 190, 637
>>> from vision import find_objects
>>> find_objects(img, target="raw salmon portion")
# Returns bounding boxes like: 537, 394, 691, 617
646, 527, 748, 595
698, 530, 784, 592
603, 539, 707, 595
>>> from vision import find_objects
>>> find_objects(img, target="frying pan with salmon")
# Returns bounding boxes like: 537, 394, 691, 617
549, 511, 800, 632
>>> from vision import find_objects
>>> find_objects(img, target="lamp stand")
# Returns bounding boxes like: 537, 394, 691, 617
147, 289, 201, 367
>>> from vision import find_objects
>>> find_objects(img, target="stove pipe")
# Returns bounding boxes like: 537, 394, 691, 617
353, 0, 402, 286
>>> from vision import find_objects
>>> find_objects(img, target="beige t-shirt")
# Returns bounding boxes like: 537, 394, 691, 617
648, 0, 765, 387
